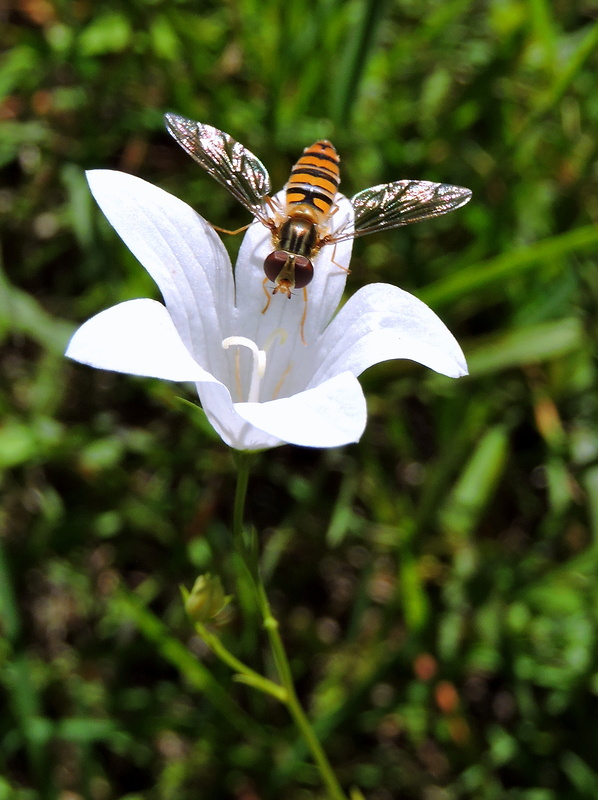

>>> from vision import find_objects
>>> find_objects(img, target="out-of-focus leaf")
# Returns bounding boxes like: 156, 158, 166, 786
0, 268, 74, 352
55, 718, 119, 742
149, 16, 179, 61
0, 121, 48, 168
561, 751, 598, 796
0, 47, 41, 99
421, 226, 598, 309
77, 12, 132, 56
0, 541, 20, 643
0, 419, 64, 469
0, 422, 38, 469
465, 318, 582, 375
439, 426, 509, 538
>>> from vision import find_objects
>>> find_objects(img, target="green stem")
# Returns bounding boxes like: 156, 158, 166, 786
195, 621, 286, 702
256, 579, 347, 800
233, 451, 253, 546
232, 451, 348, 800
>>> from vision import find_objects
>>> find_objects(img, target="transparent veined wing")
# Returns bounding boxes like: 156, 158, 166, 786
164, 114, 272, 216
332, 180, 472, 242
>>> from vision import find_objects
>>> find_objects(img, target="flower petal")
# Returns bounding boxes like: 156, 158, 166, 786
66, 299, 216, 383
232, 193, 355, 348
196, 381, 283, 451
234, 371, 366, 448
310, 283, 468, 386
86, 170, 234, 382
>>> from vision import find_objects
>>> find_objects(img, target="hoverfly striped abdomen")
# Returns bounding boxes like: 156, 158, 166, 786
285, 140, 340, 218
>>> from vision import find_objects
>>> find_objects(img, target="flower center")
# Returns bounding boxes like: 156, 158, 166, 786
222, 329, 290, 403
222, 336, 266, 403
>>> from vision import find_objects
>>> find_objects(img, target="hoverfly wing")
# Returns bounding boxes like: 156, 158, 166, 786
331, 180, 471, 242
164, 113, 272, 217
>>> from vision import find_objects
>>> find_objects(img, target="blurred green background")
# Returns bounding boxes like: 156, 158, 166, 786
2, 0, 598, 798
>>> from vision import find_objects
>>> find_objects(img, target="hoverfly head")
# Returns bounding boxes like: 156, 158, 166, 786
264, 251, 314, 297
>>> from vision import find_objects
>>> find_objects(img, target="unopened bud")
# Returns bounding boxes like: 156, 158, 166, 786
184, 574, 230, 624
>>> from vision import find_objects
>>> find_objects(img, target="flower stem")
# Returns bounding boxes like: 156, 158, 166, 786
232, 451, 347, 800
233, 451, 253, 548
194, 621, 287, 702
255, 579, 347, 800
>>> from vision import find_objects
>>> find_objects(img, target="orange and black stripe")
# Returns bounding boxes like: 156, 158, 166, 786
286, 140, 340, 216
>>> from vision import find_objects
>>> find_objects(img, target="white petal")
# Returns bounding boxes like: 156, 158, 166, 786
66, 299, 215, 383
86, 170, 234, 383
228, 193, 355, 400
310, 283, 468, 386
232, 193, 355, 348
234, 371, 366, 448
197, 381, 283, 451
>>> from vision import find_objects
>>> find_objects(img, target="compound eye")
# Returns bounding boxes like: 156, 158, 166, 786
292, 255, 314, 289
264, 251, 288, 283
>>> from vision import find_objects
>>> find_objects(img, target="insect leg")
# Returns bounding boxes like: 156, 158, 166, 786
261, 278, 272, 314
300, 287, 308, 345
330, 243, 351, 274
264, 195, 284, 216
210, 222, 252, 236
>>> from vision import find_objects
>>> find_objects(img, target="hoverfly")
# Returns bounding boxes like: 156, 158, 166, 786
165, 113, 471, 341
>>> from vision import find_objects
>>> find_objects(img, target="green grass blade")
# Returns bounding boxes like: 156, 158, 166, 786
512, 20, 598, 145
465, 317, 582, 375
439, 425, 510, 539
331, 0, 388, 126
421, 225, 598, 309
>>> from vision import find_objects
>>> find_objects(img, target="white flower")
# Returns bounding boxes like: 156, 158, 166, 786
66, 170, 467, 451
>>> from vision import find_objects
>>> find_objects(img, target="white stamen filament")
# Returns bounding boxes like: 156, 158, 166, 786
222, 336, 266, 403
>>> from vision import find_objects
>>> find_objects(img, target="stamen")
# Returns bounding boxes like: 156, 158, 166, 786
272, 364, 292, 400
222, 336, 266, 403
262, 328, 288, 352
233, 347, 242, 402
262, 329, 291, 399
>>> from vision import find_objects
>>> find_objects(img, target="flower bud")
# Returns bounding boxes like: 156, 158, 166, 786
184, 574, 230, 623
